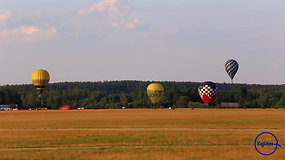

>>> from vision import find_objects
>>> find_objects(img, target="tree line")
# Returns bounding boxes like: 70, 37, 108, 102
1, 81, 285, 109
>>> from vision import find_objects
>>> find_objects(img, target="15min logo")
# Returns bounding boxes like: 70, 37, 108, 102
254, 132, 281, 156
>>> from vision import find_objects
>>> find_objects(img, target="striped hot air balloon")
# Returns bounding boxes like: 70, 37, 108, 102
225, 59, 239, 83
198, 81, 218, 105
31, 69, 50, 95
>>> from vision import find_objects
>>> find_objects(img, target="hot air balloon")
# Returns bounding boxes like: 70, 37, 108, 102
60, 105, 73, 110
198, 81, 218, 105
31, 69, 50, 96
147, 83, 164, 109
225, 59, 239, 83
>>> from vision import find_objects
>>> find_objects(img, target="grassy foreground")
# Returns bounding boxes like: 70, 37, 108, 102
0, 109, 284, 160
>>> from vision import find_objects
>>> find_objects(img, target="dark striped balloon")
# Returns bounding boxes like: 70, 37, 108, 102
225, 59, 239, 82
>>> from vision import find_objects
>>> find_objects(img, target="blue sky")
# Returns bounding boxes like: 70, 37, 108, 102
1, 0, 285, 85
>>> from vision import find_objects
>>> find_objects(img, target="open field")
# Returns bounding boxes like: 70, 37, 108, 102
0, 109, 284, 160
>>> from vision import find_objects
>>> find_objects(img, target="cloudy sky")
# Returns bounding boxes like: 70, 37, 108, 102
1, 0, 285, 85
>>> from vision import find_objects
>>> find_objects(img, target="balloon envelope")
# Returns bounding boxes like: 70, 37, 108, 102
60, 105, 73, 110
31, 69, 50, 93
225, 59, 239, 81
147, 83, 164, 104
198, 81, 218, 104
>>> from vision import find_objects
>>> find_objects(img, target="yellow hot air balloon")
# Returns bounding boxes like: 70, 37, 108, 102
147, 83, 164, 106
31, 69, 50, 94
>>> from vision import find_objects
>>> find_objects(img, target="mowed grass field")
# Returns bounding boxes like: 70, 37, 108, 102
0, 109, 284, 160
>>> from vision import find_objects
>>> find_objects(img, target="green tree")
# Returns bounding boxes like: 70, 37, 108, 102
259, 93, 271, 109
238, 87, 248, 108
120, 93, 128, 107
176, 96, 189, 108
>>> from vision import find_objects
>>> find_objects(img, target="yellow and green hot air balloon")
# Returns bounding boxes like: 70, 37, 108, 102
147, 83, 164, 109
31, 69, 50, 95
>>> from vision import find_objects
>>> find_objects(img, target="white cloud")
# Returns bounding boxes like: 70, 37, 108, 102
78, 0, 145, 30
78, 0, 129, 19
0, 11, 57, 42
112, 18, 144, 30
0, 26, 57, 42
0, 11, 12, 26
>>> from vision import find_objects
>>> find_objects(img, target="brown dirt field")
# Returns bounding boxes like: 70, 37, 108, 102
0, 109, 284, 160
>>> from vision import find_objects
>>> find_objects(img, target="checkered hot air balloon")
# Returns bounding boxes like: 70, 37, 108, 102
225, 59, 239, 83
198, 81, 218, 104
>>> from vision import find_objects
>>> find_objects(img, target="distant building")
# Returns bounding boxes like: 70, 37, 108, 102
220, 102, 240, 108
28, 107, 47, 110
0, 105, 18, 111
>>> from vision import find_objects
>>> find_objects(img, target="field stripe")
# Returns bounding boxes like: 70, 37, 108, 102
0, 128, 284, 131
0, 145, 252, 152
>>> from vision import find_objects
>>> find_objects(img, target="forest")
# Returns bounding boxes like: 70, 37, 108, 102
1, 81, 285, 109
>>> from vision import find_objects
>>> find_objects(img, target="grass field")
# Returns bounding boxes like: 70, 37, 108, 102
0, 109, 284, 160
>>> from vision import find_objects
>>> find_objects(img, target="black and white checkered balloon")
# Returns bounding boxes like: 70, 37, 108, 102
198, 81, 218, 104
